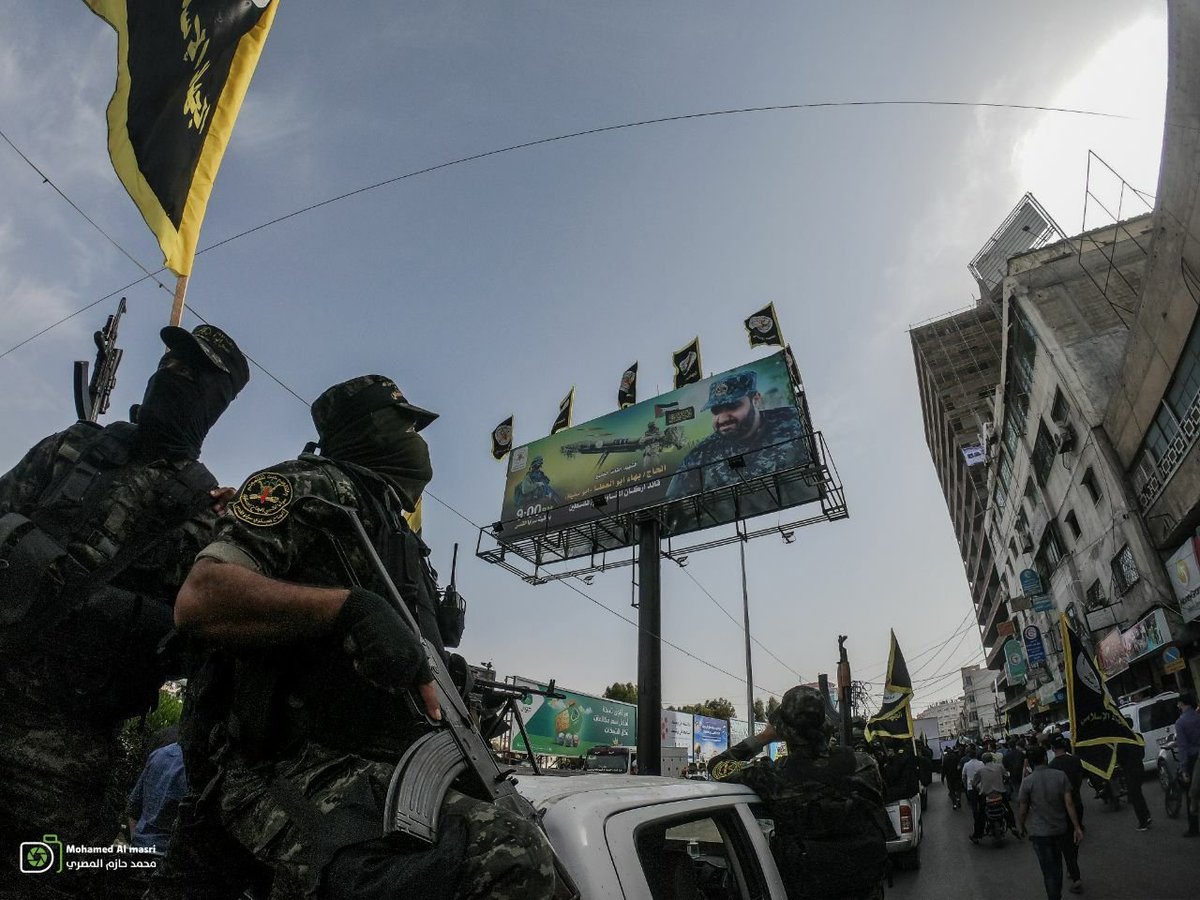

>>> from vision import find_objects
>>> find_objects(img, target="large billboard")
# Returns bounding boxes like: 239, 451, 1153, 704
499, 350, 819, 548
661, 709, 692, 753
509, 678, 637, 757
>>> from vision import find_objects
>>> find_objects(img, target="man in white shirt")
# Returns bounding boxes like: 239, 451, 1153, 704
962, 749, 986, 843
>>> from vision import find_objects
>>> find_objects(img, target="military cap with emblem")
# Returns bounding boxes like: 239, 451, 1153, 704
311, 375, 439, 439
160, 323, 250, 394
702, 370, 758, 410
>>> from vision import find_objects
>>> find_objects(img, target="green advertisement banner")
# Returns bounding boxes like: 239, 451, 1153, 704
509, 678, 637, 757
499, 350, 819, 547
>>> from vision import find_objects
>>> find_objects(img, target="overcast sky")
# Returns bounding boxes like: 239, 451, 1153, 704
0, 1, 1169, 718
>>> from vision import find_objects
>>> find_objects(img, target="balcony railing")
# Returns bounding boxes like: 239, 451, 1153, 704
1135, 387, 1200, 511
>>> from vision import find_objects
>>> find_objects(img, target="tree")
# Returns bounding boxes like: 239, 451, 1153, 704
603, 681, 638, 704
766, 696, 781, 720
753, 698, 767, 722
673, 698, 738, 721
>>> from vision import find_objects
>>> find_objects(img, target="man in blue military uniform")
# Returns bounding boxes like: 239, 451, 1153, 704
664, 370, 815, 525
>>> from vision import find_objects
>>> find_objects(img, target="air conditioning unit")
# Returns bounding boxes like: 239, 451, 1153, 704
1054, 423, 1077, 454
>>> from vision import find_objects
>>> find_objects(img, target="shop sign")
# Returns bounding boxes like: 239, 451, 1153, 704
997, 621, 1016, 638
1032, 594, 1055, 613
1020, 569, 1044, 597
1095, 628, 1129, 678
1121, 608, 1171, 664
1163, 645, 1186, 674
1004, 638, 1027, 683
1166, 533, 1200, 623
1023, 624, 1047, 664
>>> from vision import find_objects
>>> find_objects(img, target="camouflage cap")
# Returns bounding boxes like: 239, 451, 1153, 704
769, 684, 826, 737
311, 375, 438, 439
160, 323, 250, 395
702, 370, 758, 410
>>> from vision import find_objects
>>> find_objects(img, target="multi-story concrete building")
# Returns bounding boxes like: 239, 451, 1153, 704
960, 665, 1001, 739
1105, 1, 1200, 691
915, 698, 963, 740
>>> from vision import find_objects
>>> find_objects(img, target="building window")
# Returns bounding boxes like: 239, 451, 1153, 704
1141, 314, 1200, 464
1032, 420, 1057, 485
1002, 415, 1021, 458
1023, 476, 1037, 509
1081, 467, 1102, 504
1112, 545, 1141, 594
1042, 523, 1066, 570
1085, 579, 1106, 610
1011, 307, 1037, 394
1064, 510, 1081, 540
993, 480, 1007, 514
1051, 387, 1070, 425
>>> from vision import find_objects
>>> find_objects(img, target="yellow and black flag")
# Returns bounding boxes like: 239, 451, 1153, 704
745, 302, 784, 348
84, 0, 279, 276
864, 630, 915, 742
491, 416, 514, 461
1061, 614, 1144, 778
618, 362, 638, 409
551, 388, 574, 435
673, 337, 702, 389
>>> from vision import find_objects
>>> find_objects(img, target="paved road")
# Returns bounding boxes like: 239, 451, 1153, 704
888, 773, 1194, 900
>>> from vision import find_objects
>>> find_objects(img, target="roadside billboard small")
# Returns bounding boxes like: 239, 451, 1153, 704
1122, 608, 1171, 664
661, 709, 692, 751
509, 678, 636, 757
692, 714, 729, 762
498, 350, 819, 548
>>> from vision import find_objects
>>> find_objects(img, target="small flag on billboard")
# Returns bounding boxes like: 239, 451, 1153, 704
1060, 614, 1144, 778
673, 337, 702, 389
618, 362, 638, 409
654, 401, 679, 418
491, 415, 514, 460
551, 388, 574, 435
744, 303, 784, 348
83, 0, 280, 276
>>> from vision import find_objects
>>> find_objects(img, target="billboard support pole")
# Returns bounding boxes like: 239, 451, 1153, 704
739, 536, 755, 736
637, 516, 662, 776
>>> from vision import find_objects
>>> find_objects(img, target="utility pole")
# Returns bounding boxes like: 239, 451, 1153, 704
739, 539, 754, 739
636, 517, 662, 775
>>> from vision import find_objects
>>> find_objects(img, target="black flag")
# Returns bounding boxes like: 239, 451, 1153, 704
673, 338, 702, 389
491, 416, 514, 460
745, 302, 784, 348
551, 388, 574, 435
618, 362, 638, 409
1061, 614, 1144, 778
865, 631, 915, 742
83, 0, 279, 275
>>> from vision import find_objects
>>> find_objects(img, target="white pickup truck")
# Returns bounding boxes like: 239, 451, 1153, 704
515, 772, 788, 898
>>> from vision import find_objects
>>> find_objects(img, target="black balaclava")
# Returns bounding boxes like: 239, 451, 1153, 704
136, 352, 237, 460
319, 406, 433, 511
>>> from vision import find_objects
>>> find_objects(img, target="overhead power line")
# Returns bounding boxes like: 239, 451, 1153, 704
2, 98, 1133, 360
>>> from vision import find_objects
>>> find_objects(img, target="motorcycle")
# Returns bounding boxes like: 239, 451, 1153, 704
1095, 766, 1128, 811
983, 792, 1009, 841
1159, 739, 1185, 819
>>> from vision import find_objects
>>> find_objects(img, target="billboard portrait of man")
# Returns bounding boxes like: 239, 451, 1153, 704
664, 369, 812, 506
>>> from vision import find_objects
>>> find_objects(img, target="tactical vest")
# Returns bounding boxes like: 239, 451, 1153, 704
772, 748, 890, 900
0, 421, 217, 644
224, 455, 457, 763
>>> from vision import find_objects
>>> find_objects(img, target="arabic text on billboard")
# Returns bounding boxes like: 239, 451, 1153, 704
692, 714, 730, 762
509, 679, 636, 756
499, 350, 819, 544
661, 709, 692, 752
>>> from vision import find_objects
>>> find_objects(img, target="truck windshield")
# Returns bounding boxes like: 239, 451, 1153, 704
586, 753, 630, 773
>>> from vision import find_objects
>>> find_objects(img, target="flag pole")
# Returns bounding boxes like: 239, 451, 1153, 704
169, 274, 190, 327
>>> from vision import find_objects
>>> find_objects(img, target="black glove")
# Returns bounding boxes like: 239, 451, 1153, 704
334, 587, 432, 693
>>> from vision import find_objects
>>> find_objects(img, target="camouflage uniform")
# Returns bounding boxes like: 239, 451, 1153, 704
153, 377, 554, 900
664, 372, 816, 529
0, 425, 221, 892
712, 687, 888, 900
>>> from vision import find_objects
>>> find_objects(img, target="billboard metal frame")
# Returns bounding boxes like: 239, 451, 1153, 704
476, 429, 846, 584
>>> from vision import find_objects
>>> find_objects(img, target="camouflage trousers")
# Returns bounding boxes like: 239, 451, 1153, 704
0, 663, 123, 899
149, 741, 555, 899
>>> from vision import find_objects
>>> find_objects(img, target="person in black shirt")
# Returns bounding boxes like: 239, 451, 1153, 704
1049, 736, 1085, 893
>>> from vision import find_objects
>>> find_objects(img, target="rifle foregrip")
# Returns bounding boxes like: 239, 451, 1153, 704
384, 729, 469, 842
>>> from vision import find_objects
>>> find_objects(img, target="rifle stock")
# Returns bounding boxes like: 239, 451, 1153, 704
305, 498, 578, 897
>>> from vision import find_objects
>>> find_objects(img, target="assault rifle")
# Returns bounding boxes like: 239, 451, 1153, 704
306, 498, 579, 897
73, 297, 127, 422
471, 678, 565, 775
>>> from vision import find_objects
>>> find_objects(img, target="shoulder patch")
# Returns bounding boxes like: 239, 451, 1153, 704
231, 471, 294, 527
